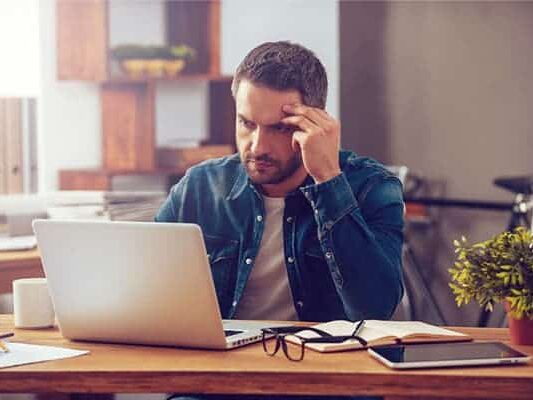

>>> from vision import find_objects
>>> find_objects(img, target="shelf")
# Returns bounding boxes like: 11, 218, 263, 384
104, 74, 233, 85
99, 78, 234, 172
57, 0, 221, 81
59, 168, 189, 191
62, 168, 191, 176
59, 143, 235, 191
56, 0, 233, 191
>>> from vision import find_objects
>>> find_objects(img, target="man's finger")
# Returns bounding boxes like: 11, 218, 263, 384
281, 115, 318, 133
282, 103, 323, 122
282, 104, 329, 127
314, 108, 334, 122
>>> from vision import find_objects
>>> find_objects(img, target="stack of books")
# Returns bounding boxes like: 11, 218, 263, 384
45, 191, 166, 222
106, 193, 166, 221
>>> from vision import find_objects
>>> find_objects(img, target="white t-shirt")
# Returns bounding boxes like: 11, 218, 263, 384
234, 196, 299, 321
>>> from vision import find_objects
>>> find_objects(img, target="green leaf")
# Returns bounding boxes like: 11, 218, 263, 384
449, 227, 533, 313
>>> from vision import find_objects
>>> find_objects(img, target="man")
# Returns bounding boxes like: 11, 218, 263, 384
156, 40, 404, 326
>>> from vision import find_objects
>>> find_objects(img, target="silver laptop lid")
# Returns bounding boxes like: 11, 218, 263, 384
33, 220, 228, 349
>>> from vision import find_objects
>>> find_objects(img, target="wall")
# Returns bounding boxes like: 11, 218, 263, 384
0, 0, 40, 97
340, 1, 533, 325
0, 0, 40, 196
0, 9, 40, 400
221, 0, 339, 118
38, 0, 101, 191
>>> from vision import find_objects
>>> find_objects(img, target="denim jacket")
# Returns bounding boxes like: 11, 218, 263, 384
155, 150, 405, 322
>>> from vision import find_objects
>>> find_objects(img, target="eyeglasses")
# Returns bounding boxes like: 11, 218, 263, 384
261, 320, 367, 362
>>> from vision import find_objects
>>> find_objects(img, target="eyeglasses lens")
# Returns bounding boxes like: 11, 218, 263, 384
262, 333, 280, 355
283, 334, 305, 361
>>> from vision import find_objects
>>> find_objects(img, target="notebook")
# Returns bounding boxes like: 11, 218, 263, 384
288, 320, 472, 353
33, 219, 285, 350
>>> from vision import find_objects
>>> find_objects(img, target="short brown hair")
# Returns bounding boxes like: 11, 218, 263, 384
231, 41, 328, 109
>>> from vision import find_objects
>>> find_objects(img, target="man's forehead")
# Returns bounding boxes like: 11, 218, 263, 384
237, 111, 287, 126
235, 80, 302, 124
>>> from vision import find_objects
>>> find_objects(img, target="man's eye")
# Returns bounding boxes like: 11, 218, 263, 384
275, 124, 294, 134
239, 118, 254, 130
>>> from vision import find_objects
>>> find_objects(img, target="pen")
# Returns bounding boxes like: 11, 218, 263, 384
0, 332, 14, 353
351, 320, 366, 337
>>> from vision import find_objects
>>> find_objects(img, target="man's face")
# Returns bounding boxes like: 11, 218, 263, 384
235, 80, 305, 193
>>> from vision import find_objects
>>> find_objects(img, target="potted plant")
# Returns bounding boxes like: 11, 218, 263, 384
110, 44, 151, 78
164, 45, 196, 77
449, 227, 533, 344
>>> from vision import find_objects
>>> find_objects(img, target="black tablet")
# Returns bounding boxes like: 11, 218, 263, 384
368, 341, 531, 369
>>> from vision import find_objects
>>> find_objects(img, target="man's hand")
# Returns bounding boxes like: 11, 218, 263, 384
282, 103, 341, 184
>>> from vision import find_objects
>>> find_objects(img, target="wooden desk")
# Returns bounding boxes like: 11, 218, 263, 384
0, 249, 43, 294
0, 315, 532, 398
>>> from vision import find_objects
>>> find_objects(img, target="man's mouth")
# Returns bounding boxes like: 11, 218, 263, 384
247, 157, 277, 168
250, 160, 274, 169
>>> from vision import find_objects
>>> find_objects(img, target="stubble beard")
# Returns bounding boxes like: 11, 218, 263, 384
243, 152, 303, 185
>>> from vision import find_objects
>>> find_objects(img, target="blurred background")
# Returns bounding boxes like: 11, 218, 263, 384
1, 0, 533, 333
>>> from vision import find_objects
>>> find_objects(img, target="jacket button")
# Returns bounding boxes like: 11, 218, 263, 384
297, 301, 304, 308
286, 216, 293, 223
333, 272, 343, 285
256, 215, 263, 222
287, 256, 294, 263
245, 258, 253, 265
232, 300, 238, 307
325, 252, 333, 259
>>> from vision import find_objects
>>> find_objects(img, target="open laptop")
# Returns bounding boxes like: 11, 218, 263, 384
33, 219, 284, 350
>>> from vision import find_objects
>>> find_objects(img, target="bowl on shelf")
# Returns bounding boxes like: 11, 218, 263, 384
163, 59, 186, 77
120, 59, 147, 78
145, 59, 166, 78
112, 44, 195, 79
120, 59, 186, 78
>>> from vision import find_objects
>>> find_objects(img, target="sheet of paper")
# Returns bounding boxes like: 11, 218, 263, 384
0, 342, 89, 369
0, 235, 37, 251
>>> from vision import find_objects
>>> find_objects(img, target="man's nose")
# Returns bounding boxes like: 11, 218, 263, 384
250, 129, 270, 155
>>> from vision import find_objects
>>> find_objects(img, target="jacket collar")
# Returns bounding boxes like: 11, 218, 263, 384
226, 163, 251, 200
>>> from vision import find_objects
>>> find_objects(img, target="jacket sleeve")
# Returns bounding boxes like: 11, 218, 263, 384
301, 172, 405, 321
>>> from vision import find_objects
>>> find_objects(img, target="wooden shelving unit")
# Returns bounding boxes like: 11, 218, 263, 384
56, 0, 222, 81
106, 74, 233, 84
59, 168, 189, 191
56, 0, 235, 190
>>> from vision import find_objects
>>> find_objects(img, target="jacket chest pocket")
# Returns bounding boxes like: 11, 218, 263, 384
303, 235, 326, 264
204, 235, 240, 314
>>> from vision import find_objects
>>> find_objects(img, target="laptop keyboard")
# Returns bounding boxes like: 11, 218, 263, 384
224, 329, 244, 337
